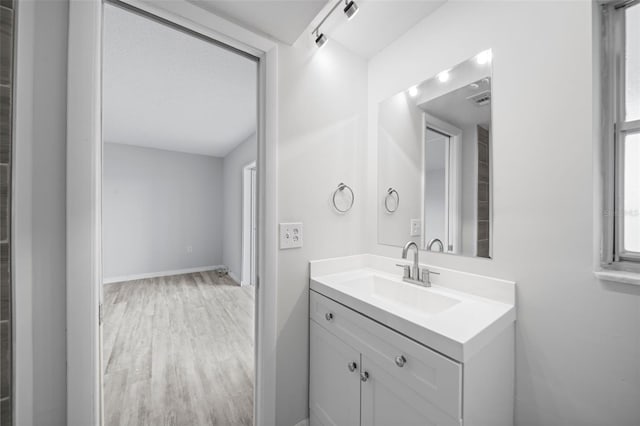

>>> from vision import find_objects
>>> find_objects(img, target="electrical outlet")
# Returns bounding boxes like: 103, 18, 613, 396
410, 219, 421, 237
279, 222, 303, 249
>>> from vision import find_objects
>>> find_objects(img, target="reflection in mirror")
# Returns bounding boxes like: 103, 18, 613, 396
377, 51, 492, 258
424, 128, 448, 252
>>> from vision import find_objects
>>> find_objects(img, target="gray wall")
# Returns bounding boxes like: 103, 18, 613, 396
102, 143, 224, 280
222, 133, 256, 282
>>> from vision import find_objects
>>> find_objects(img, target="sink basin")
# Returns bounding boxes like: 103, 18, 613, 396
309, 254, 516, 362
332, 274, 461, 318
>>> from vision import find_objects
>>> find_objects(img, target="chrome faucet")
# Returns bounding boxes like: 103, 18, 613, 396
396, 241, 440, 287
402, 241, 420, 282
427, 238, 444, 252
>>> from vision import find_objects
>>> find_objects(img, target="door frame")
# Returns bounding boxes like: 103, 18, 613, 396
422, 113, 462, 254
242, 161, 257, 286
66, 1, 279, 424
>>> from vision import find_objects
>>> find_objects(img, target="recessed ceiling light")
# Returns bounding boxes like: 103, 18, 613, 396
476, 50, 492, 65
437, 70, 450, 83
344, 0, 359, 20
408, 86, 418, 97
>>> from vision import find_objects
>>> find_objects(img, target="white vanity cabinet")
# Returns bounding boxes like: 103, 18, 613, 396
309, 255, 516, 425
309, 322, 361, 426
310, 291, 463, 426
309, 288, 514, 426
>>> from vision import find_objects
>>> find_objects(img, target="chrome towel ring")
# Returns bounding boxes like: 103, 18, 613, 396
332, 182, 354, 213
384, 187, 399, 213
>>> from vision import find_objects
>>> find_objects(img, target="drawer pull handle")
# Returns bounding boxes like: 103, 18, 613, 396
347, 361, 357, 372
360, 371, 369, 382
325, 312, 334, 321
395, 355, 407, 367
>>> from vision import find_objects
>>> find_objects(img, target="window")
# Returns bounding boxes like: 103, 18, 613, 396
602, 0, 640, 269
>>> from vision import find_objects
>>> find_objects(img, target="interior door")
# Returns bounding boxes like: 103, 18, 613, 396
309, 322, 361, 426
360, 355, 460, 426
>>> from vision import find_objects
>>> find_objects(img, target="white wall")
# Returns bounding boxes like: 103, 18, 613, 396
275, 39, 368, 426
367, 2, 640, 425
102, 143, 224, 280
222, 132, 257, 282
377, 90, 422, 246
14, 0, 69, 424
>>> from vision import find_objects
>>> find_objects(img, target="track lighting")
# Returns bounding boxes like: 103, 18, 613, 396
344, 1, 359, 20
311, 0, 360, 48
315, 31, 328, 48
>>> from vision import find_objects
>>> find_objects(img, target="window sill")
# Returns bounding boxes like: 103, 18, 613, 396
594, 270, 640, 286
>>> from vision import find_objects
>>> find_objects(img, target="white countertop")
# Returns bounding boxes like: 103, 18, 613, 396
310, 255, 516, 362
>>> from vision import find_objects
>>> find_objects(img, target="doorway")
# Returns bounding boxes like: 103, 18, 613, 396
66, 0, 278, 423
101, 2, 258, 424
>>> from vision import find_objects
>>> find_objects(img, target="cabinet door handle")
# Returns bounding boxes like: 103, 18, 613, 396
360, 371, 369, 382
347, 361, 357, 372
395, 355, 406, 367
325, 312, 334, 321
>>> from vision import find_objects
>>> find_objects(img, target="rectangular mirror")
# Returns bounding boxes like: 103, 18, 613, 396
378, 51, 492, 258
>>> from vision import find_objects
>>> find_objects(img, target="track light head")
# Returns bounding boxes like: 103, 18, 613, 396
315, 32, 328, 48
344, 0, 359, 20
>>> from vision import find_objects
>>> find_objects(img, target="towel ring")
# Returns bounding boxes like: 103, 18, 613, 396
384, 188, 399, 213
332, 182, 354, 213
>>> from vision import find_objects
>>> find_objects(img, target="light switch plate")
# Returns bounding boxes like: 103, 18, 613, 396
280, 222, 303, 249
410, 219, 421, 237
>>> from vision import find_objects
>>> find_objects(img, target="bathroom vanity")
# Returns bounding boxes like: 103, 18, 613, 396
308, 254, 515, 426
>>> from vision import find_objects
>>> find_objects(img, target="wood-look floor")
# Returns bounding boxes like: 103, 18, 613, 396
103, 271, 255, 426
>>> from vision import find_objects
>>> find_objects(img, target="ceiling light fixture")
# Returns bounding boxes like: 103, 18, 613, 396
437, 70, 450, 83
408, 86, 418, 97
314, 30, 328, 48
311, 0, 360, 48
344, 0, 359, 20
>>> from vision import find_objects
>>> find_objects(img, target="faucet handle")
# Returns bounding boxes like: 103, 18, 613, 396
395, 264, 411, 279
421, 268, 440, 285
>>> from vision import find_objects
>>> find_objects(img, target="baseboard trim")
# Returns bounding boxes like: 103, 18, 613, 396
103, 265, 225, 284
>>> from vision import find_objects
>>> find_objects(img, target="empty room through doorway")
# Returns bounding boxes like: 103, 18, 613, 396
100, 3, 258, 425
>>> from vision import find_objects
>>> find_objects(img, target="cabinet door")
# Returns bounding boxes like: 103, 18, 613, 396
360, 355, 460, 426
309, 321, 361, 426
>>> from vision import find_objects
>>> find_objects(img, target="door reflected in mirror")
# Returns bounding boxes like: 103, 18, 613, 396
377, 51, 492, 258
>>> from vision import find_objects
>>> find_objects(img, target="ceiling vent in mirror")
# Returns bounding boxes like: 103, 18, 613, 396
467, 90, 491, 107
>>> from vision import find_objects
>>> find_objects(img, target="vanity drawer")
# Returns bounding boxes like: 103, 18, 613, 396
310, 290, 462, 420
